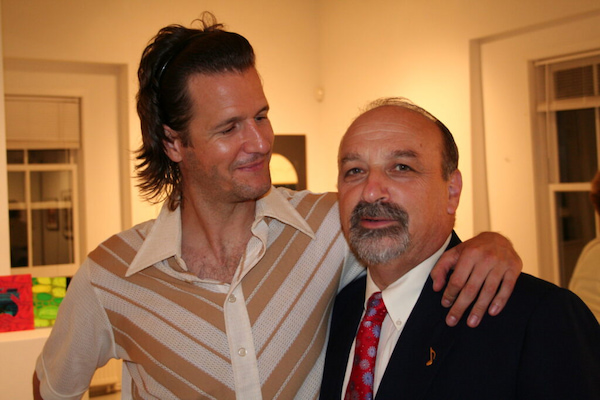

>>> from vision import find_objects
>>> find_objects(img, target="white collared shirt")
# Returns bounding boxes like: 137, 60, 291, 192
37, 187, 364, 400
341, 234, 452, 398
126, 186, 316, 278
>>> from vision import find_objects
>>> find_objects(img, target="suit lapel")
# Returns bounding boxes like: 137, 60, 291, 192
376, 232, 462, 399
377, 277, 457, 399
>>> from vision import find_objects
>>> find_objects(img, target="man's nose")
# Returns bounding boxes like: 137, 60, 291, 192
244, 121, 272, 154
361, 170, 390, 203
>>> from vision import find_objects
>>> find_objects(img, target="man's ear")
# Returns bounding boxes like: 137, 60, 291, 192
447, 169, 462, 215
163, 126, 183, 163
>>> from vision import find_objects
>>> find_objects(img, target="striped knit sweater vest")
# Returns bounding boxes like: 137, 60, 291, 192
86, 191, 346, 399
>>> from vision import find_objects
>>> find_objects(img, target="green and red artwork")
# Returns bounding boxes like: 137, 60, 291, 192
32, 277, 68, 328
0, 274, 35, 332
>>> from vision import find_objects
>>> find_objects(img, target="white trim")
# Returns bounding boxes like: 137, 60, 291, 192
7, 147, 80, 276
534, 48, 600, 66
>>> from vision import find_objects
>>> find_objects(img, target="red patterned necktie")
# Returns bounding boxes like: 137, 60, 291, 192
345, 291, 388, 400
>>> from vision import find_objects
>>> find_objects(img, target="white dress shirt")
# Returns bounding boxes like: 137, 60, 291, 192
341, 234, 452, 398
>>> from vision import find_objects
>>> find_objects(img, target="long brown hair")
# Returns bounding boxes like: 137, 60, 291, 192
135, 12, 256, 210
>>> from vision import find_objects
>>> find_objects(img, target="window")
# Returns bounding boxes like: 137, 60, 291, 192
533, 52, 600, 287
5, 96, 81, 277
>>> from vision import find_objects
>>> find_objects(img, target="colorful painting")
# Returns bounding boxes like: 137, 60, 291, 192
0, 274, 35, 332
32, 277, 69, 328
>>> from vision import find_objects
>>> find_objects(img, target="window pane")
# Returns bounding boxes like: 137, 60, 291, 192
7, 171, 25, 203
555, 191, 596, 287
31, 208, 74, 266
29, 149, 70, 164
556, 108, 597, 183
6, 150, 24, 164
554, 65, 594, 99
9, 209, 28, 268
30, 171, 72, 203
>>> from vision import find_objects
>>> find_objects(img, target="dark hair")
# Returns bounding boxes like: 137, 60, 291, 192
135, 12, 256, 210
361, 97, 459, 180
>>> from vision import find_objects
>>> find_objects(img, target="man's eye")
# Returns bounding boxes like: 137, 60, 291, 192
345, 167, 362, 176
394, 164, 412, 172
221, 125, 235, 134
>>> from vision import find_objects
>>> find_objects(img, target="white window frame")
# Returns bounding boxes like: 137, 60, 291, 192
533, 51, 600, 285
5, 95, 82, 277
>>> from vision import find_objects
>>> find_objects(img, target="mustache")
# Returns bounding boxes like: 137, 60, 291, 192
350, 201, 409, 230
347, 200, 410, 266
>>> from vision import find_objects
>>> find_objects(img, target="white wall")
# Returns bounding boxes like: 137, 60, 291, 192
0, 329, 50, 400
479, 12, 600, 277
316, 0, 600, 274
0, 5, 8, 275
0, 0, 599, 273
4, 61, 123, 259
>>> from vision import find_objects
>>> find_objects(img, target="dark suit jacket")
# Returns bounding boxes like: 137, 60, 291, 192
320, 232, 600, 399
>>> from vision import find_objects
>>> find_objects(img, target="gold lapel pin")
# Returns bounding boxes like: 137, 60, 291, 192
426, 347, 436, 366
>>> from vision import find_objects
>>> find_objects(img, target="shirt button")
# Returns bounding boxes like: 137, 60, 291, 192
396, 319, 402, 326
238, 348, 247, 357
228, 294, 237, 303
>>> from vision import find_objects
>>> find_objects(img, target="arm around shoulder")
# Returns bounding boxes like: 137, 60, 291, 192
431, 231, 522, 327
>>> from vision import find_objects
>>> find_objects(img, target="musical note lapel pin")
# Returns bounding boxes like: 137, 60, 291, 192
426, 347, 436, 366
